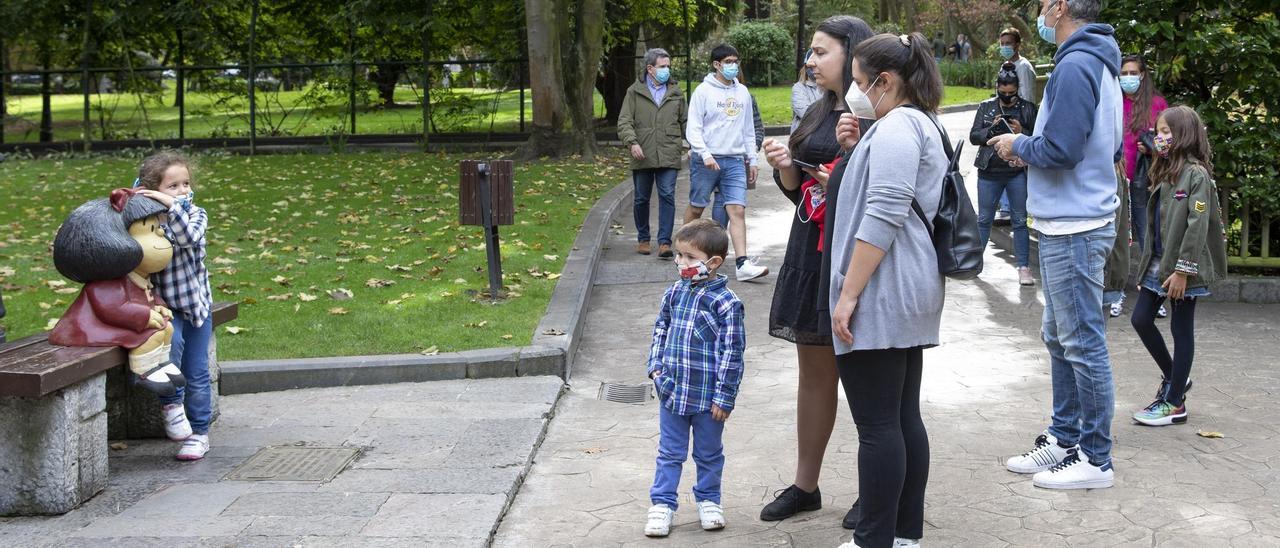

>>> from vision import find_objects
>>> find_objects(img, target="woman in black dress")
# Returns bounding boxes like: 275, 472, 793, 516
758, 15, 874, 527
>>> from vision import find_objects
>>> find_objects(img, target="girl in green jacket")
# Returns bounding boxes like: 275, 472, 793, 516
1131, 105, 1228, 427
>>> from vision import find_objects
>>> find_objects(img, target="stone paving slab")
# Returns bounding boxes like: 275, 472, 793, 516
494, 111, 1280, 547
0, 375, 564, 547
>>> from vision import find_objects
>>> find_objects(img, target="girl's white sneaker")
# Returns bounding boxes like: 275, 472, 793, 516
696, 500, 725, 530
644, 504, 673, 537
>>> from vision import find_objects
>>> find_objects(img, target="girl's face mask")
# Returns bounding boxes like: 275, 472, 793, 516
1153, 134, 1173, 157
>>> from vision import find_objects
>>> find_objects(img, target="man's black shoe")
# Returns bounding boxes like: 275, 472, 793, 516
759, 484, 822, 521
842, 497, 861, 530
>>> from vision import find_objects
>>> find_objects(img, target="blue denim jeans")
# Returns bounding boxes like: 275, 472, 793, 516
689, 153, 747, 231
1039, 223, 1116, 466
633, 168, 678, 245
158, 315, 214, 435
977, 172, 1029, 267
651, 405, 724, 509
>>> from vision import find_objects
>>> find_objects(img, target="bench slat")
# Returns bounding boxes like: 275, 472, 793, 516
0, 301, 239, 398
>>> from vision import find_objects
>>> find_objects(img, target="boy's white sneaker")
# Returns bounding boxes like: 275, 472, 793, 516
696, 500, 726, 530
735, 257, 769, 281
162, 403, 192, 441
644, 504, 674, 537
1006, 430, 1075, 474
1032, 449, 1114, 490
176, 434, 209, 461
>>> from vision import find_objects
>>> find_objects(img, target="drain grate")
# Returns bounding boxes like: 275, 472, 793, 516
224, 445, 359, 482
598, 382, 653, 404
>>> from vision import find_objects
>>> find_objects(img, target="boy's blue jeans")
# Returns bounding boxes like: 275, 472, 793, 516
651, 404, 724, 509
1039, 223, 1116, 466
158, 315, 214, 435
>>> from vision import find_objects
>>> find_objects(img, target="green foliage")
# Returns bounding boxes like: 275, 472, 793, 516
937, 59, 1002, 89
1103, 3, 1280, 214
725, 21, 794, 87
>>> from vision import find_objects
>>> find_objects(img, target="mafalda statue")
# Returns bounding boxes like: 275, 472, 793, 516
49, 188, 186, 396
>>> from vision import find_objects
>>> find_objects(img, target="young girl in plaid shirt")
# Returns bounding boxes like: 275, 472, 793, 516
644, 219, 745, 537
134, 151, 214, 461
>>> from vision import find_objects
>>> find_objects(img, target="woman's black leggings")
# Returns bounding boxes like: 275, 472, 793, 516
1130, 287, 1197, 406
836, 347, 928, 548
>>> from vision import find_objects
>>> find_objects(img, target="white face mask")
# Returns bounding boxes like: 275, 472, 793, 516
844, 74, 884, 120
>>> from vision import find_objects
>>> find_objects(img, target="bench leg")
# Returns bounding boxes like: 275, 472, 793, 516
0, 373, 108, 516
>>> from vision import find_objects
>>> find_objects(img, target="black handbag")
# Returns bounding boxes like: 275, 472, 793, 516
906, 106, 984, 280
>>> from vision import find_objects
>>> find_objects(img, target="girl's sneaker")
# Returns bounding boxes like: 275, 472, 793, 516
697, 500, 726, 530
161, 404, 192, 441
176, 434, 209, 461
1156, 304, 1168, 318
1134, 400, 1188, 426
644, 504, 674, 537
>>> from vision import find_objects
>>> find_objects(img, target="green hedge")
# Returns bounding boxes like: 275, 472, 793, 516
725, 21, 795, 88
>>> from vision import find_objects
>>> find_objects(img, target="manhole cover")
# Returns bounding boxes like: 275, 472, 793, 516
598, 382, 652, 404
224, 446, 359, 482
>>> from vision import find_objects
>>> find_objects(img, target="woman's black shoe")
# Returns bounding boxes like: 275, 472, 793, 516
759, 484, 822, 521
842, 497, 861, 530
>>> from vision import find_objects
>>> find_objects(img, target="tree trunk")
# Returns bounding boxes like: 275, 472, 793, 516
600, 34, 637, 126
514, 0, 602, 161
371, 63, 404, 107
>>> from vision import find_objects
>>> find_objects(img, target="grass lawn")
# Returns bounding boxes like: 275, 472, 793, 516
0, 149, 632, 360
3, 83, 991, 142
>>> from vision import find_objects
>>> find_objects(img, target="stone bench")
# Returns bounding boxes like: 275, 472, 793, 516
0, 302, 238, 516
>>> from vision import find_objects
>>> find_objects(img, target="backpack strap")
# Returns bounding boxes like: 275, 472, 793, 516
900, 104, 958, 237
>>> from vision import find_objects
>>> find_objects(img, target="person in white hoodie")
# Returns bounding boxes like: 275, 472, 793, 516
685, 44, 769, 282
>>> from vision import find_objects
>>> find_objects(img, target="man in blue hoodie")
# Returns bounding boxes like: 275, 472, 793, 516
988, 0, 1122, 491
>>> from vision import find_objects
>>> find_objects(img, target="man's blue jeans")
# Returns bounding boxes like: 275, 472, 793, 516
633, 168, 678, 245
650, 405, 724, 509
158, 315, 214, 435
977, 172, 1030, 267
1039, 223, 1116, 466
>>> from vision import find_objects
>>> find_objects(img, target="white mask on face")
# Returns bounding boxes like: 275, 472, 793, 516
844, 74, 884, 120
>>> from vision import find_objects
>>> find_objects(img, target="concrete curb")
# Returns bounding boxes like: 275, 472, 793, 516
219, 178, 635, 395
988, 225, 1280, 304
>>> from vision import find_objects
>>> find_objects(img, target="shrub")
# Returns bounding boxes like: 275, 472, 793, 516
725, 21, 794, 87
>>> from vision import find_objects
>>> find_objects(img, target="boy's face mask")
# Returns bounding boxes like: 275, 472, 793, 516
677, 260, 711, 281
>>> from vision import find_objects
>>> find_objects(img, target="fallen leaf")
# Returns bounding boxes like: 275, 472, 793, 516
420, 345, 439, 355
224, 326, 247, 335
329, 288, 355, 300
0, 266, 15, 277
109, 442, 128, 451
365, 278, 395, 288
266, 293, 292, 301
501, 334, 513, 340
213, 257, 238, 265
298, 292, 318, 302
542, 254, 559, 261
328, 307, 349, 315
44, 318, 60, 330
542, 328, 565, 336
55, 287, 80, 294
583, 447, 608, 455
271, 275, 291, 286
547, 273, 562, 280
1196, 431, 1224, 439
46, 279, 67, 289
454, 278, 467, 284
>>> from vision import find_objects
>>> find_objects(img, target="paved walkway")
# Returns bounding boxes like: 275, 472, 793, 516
0, 376, 564, 547
493, 111, 1280, 547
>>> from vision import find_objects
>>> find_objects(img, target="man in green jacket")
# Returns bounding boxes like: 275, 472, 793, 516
617, 48, 687, 258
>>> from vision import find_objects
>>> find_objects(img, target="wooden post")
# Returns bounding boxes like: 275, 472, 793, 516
177, 29, 185, 144
40, 49, 52, 143
348, 16, 357, 134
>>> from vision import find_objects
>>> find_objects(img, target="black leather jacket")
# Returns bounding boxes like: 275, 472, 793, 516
969, 96, 1037, 176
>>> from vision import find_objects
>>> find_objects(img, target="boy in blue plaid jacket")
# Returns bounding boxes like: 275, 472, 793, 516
134, 151, 214, 461
643, 219, 745, 537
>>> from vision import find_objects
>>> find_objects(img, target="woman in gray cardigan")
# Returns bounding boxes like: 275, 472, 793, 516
829, 33, 946, 548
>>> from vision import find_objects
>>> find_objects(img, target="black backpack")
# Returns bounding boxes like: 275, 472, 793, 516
906, 106, 984, 280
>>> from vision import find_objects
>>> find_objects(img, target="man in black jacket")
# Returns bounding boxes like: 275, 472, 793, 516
970, 63, 1038, 286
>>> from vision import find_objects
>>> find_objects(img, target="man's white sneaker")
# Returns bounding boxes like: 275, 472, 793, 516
176, 434, 209, 461
697, 500, 726, 530
894, 538, 921, 547
1032, 449, 1114, 490
1006, 430, 1075, 474
837, 541, 864, 548
162, 404, 192, 441
735, 257, 769, 282
644, 504, 674, 537
1017, 266, 1035, 286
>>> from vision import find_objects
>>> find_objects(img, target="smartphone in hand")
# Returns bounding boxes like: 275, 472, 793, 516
792, 158, 818, 170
